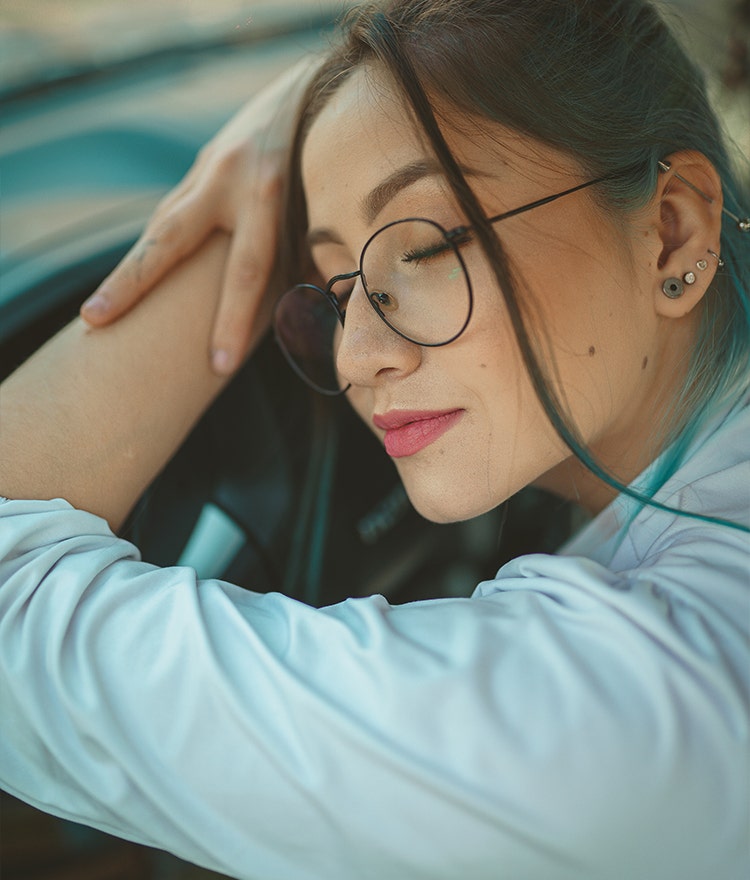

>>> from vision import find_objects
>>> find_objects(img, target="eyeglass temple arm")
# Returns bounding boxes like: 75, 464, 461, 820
474, 162, 749, 234
658, 159, 749, 232
480, 176, 612, 229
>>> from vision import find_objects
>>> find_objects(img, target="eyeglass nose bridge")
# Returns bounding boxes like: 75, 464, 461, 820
329, 267, 406, 346
328, 263, 416, 377
325, 269, 361, 320
327, 268, 398, 342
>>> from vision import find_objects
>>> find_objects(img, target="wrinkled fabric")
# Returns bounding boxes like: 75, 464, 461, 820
0, 397, 748, 879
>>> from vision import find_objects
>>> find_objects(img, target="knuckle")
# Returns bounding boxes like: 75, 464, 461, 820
254, 158, 284, 201
149, 215, 181, 248
154, 190, 176, 212
211, 145, 244, 177
151, 215, 180, 245
153, 181, 189, 213
193, 144, 213, 168
126, 218, 179, 282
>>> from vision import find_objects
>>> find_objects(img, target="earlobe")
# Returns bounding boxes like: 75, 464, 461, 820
650, 152, 724, 318
658, 248, 723, 316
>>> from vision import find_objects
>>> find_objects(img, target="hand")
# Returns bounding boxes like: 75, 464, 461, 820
80, 58, 317, 375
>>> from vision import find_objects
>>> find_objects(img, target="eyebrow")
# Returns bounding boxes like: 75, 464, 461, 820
361, 158, 444, 224
306, 158, 482, 249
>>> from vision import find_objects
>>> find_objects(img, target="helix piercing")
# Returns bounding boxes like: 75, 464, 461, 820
707, 249, 725, 268
662, 277, 685, 298
658, 159, 750, 233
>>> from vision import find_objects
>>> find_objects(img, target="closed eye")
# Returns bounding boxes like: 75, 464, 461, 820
402, 241, 452, 264
401, 229, 474, 265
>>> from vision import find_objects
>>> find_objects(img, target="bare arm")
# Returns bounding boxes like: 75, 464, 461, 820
81, 57, 317, 375
0, 233, 261, 531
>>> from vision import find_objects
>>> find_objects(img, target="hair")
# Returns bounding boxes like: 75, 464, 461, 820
282, 0, 750, 530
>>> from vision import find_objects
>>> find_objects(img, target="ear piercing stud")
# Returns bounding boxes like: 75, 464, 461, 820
662, 277, 685, 298
688, 257, 709, 282
663, 248, 727, 298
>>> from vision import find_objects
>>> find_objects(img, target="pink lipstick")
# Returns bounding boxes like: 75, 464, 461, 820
373, 409, 465, 458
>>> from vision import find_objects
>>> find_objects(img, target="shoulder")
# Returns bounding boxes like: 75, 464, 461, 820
477, 391, 750, 723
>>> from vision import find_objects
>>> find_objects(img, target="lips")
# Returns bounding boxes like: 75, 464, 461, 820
373, 409, 465, 458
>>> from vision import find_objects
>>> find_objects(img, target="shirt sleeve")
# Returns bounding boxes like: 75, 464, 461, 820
0, 498, 747, 880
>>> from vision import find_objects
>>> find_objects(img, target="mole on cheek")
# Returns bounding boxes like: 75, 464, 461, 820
588, 346, 596, 357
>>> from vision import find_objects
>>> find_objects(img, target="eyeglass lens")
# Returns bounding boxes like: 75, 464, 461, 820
274, 219, 472, 394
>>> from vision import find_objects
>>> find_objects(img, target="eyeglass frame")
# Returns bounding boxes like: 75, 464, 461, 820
274, 172, 622, 396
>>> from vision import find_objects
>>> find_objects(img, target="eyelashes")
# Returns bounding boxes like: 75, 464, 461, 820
401, 229, 474, 265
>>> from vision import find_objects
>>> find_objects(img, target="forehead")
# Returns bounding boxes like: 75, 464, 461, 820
301, 66, 425, 216
300, 65, 576, 228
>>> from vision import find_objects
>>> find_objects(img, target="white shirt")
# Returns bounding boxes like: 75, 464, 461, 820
0, 396, 748, 880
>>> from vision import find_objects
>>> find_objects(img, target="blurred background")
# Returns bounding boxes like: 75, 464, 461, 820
1, 0, 747, 163
0, 0, 747, 269
0, 1, 347, 87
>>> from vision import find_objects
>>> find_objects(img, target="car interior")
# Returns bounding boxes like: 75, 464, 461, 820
9, 0, 737, 874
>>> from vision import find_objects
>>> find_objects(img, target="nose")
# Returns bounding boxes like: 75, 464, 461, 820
335, 280, 421, 389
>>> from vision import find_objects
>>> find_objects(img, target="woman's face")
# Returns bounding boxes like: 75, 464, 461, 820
301, 66, 675, 523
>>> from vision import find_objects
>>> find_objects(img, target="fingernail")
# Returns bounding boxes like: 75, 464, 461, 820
81, 293, 109, 318
211, 349, 235, 375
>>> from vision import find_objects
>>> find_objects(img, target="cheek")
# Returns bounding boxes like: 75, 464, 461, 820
450, 286, 567, 463
463, 236, 640, 453
524, 258, 653, 442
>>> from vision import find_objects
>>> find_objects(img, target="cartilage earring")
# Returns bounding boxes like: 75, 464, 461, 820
682, 271, 696, 285
707, 249, 725, 268
696, 259, 708, 271
662, 277, 685, 298
657, 159, 749, 233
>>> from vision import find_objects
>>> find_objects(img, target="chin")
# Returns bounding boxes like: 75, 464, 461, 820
404, 482, 502, 525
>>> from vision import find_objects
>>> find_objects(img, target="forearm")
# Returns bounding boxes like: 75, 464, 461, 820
0, 233, 236, 530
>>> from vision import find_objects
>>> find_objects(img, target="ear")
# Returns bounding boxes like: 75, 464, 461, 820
649, 150, 723, 318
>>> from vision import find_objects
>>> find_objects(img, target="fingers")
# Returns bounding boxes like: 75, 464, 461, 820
210, 211, 279, 375
80, 186, 216, 326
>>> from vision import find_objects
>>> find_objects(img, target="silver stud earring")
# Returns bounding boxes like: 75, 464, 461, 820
683, 271, 697, 285
662, 277, 685, 298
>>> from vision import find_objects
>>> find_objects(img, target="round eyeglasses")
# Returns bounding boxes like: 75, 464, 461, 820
273, 175, 616, 395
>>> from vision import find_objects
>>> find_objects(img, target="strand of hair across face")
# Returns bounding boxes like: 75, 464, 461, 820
363, 5, 750, 534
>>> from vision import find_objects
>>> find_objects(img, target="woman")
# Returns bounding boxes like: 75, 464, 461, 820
1, 1, 748, 878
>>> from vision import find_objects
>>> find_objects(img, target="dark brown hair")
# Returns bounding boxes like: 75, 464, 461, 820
281, 0, 749, 529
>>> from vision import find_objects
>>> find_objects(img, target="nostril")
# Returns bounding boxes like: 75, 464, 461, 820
336, 317, 422, 389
